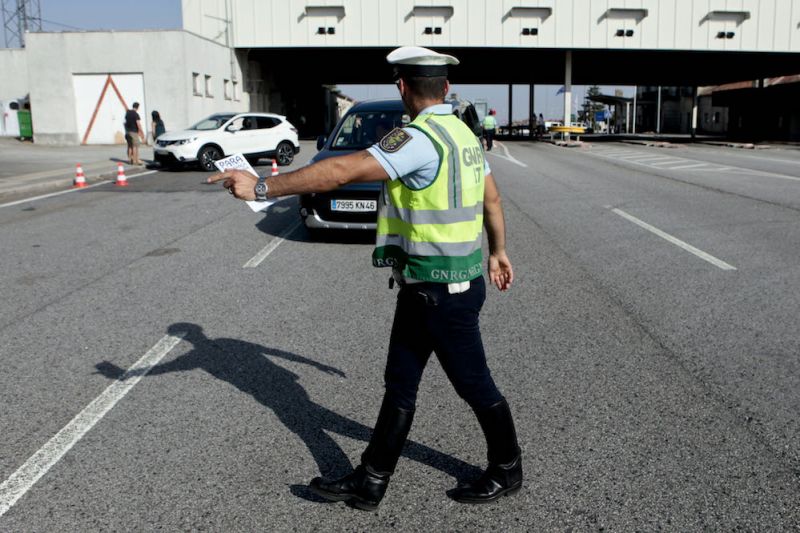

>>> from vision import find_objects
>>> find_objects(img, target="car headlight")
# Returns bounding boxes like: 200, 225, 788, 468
175, 137, 197, 145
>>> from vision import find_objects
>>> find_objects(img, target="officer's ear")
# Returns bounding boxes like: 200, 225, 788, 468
442, 80, 450, 99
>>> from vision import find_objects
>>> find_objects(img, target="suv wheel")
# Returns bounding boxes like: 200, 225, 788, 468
198, 145, 223, 171
276, 141, 294, 166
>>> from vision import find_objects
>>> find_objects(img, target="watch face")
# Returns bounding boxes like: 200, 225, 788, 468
255, 183, 266, 193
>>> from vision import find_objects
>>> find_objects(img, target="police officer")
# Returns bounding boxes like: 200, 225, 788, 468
208, 46, 521, 511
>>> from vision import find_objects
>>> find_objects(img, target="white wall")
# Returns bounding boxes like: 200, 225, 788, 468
0, 48, 30, 100
182, 0, 800, 53
25, 30, 250, 145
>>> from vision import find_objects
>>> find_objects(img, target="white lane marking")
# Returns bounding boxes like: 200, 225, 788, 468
631, 156, 674, 161
610, 207, 737, 271
489, 141, 528, 168
243, 219, 303, 268
0, 181, 111, 208
0, 170, 159, 209
649, 159, 686, 166
664, 163, 710, 170
729, 167, 800, 182
0, 332, 185, 517
591, 149, 800, 182
690, 148, 800, 166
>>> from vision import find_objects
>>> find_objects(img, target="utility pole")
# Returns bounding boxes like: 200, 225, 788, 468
2, 0, 41, 48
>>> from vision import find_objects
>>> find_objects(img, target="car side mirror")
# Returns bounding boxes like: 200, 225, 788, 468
225, 125, 238, 133
316, 135, 327, 151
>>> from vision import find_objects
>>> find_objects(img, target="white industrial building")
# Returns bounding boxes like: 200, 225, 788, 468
0, 0, 798, 144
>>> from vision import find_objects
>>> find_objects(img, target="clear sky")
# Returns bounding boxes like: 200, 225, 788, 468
3, 1, 632, 120
1, 0, 182, 43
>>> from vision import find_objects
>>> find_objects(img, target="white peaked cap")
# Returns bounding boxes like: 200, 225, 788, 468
387, 46, 460, 66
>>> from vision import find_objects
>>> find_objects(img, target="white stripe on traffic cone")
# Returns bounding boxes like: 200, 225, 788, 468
73, 164, 87, 188
115, 163, 128, 186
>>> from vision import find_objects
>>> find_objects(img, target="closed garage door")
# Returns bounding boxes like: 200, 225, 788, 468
73, 73, 145, 145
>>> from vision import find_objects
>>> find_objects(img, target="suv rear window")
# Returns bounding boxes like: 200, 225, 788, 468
332, 111, 406, 150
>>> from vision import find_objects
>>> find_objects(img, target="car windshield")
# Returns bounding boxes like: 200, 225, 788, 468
190, 114, 236, 130
331, 110, 407, 150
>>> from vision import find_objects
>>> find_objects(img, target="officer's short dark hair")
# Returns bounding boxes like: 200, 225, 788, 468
402, 76, 447, 100
132, 102, 140, 109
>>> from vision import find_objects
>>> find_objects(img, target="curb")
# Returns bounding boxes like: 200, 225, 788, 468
551, 140, 584, 148
621, 140, 678, 148
697, 141, 776, 150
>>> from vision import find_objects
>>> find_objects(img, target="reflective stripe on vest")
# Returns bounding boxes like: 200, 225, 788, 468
372, 112, 485, 282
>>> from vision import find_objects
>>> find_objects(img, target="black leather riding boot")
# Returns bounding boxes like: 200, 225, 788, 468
309, 397, 415, 511
450, 399, 523, 504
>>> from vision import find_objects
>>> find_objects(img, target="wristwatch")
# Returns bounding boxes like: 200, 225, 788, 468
254, 176, 268, 201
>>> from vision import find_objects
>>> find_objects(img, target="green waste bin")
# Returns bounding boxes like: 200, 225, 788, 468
18, 110, 32, 140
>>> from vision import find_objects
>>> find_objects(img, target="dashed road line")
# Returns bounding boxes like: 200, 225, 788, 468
0, 332, 185, 517
608, 207, 737, 271
243, 219, 303, 268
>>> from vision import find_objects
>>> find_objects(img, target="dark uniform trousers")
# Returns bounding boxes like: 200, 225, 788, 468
384, 275, 504, 411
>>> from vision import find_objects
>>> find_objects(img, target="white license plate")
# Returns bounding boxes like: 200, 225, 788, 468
331, 199, 376, 212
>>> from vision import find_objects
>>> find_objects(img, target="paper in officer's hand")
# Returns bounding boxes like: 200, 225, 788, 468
213, 154, 277, 213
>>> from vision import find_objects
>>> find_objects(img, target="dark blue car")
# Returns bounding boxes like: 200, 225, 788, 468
299, 98, 481, 236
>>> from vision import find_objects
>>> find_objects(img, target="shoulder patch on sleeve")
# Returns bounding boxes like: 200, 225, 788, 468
379, 128, 412, 153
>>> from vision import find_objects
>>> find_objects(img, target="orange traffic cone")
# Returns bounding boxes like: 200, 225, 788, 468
115, 163, 128, 186
271, 159, 279, 177
73, 163, 87, 188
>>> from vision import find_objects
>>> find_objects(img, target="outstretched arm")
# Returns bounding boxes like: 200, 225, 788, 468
207, 150, 389, 200
483, 172, 513, 291
264, 348, 346, 378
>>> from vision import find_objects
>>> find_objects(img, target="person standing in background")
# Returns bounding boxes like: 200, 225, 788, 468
482, 108, 498, 151
124, 102, 145, 165
151, 110, 165, 143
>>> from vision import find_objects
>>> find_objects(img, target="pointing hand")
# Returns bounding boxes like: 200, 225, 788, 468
207, 169, 258, 201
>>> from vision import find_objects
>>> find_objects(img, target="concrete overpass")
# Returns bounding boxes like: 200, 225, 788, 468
4, 1, 798, 144
183, 0, 800, 132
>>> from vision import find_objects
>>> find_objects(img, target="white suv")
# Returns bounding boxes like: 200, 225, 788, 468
154, 112, 300, 170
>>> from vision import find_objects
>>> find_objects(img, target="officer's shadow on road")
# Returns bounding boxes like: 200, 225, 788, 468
94, 322, 480, 503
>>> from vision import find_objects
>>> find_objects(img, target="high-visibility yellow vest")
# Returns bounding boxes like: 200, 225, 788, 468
482, 115, 497, 130
372, 112, 485, 283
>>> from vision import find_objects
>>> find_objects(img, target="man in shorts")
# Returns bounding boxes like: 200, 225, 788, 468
124, 102, 145, 165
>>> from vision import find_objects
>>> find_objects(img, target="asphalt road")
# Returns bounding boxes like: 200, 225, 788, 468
0, 141, 798, 531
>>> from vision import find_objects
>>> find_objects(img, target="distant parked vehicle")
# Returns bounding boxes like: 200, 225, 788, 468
153, 112, 300, 171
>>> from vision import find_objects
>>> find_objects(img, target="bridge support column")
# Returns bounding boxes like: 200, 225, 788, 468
529, 83, 534, 138
656, 86, 662, 134
691, 86, 698, 139
508, 84, 513, 135
563, 50, 572, 126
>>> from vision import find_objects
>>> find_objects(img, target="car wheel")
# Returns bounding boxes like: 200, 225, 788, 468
276, 141, 294, 166
198, 145, 223, 171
